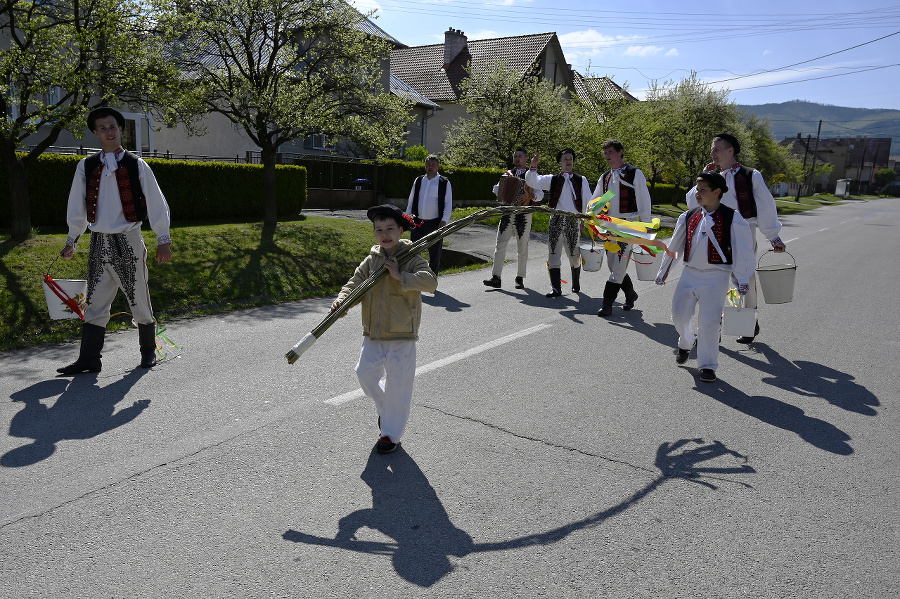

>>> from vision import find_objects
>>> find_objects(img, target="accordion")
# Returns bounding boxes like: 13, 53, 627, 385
497, 173, 536, 206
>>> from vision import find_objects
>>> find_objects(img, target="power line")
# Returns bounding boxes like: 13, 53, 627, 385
729, 64, 900, 91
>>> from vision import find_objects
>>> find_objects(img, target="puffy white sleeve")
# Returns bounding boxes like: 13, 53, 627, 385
634, 169, 652, 221
139, 159, 171, 245
751, 169, 782, 241
656, 211, 688, 283
730, 212, 756, 286
65, 159, 89, 247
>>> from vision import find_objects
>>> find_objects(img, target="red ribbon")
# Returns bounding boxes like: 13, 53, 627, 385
43, 274, 84, 320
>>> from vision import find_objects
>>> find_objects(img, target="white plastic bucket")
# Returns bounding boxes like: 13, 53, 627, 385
580, 244, 604, 272
757, 250, 796, 304
42, 278, 87, 320
633, 248, 662, 281
723, 305, 757, 336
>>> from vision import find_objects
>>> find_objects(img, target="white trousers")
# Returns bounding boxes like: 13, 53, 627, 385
84, 228, 154, 327
491, 213, 533, 279
744, 223, 760, 310
355, 338, 417, 443
671, 266, 731, 371
605, 243, 634, 283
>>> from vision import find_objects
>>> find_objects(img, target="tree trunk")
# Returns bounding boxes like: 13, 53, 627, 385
3, 150, 32, 240
260, 145, 278, 229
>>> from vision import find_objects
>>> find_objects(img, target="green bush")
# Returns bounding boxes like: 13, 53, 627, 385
379, 158, 504, 203
649, 183, 689, 206
0, 154, 307, 227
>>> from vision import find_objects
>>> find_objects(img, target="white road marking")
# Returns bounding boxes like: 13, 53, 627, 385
323, 323, 553, 405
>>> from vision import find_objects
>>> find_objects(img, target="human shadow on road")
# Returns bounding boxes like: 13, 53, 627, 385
282, 438, 753, 587
692, 377, 853, 455
720, 343, 879, 416
2, 369, 150, 468
421, 290, 471, 313
488, 287, 590, 324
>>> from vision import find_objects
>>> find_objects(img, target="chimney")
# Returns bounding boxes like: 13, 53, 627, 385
443, 28, 467, 68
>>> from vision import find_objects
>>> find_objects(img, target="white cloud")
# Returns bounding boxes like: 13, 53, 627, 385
763, 50, 773, 56
623, 45, 665, 57
558, 29, 641, 63
467, 29, 503, 40
665, 48, 679, 57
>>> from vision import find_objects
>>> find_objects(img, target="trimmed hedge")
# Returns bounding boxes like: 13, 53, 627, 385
380, 159, 504, 203
648, 183, 689, 206
0, 153, 307, 227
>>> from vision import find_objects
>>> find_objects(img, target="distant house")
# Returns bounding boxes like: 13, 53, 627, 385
780, 134, 893, 193
572, 71, 638, 108
391, 29, 576, 153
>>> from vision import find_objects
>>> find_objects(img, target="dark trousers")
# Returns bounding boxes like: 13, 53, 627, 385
411, 217, 443, 275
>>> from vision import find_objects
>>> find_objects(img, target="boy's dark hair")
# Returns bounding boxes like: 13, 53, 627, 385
556, 148, 576, 163
713, 133, 741, 156
514, 146, 528, 155
87, 107, 126, 131
696, 171, 729, 195
367, 204, 415, 231
601, 139, 624, 152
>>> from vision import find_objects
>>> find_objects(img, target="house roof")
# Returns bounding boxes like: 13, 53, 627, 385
572, 71, 638, 105
390, 74, 440, 109
390, 32, 558, 102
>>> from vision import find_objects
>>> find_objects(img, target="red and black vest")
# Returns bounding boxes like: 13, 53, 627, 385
549, 172, 585, 212
731, 166, 757, 219
84, 151, 147, 223
601, 164, 638, 213
411, 175, 448, 219
684, 205, 735, 265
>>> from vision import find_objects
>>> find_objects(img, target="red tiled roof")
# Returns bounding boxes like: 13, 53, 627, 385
390, 32, 557, 102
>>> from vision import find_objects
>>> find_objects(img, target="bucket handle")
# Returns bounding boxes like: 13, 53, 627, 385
758, 249, 795, 269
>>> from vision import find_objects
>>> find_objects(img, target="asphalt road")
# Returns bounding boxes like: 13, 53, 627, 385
1, 198, 898, 598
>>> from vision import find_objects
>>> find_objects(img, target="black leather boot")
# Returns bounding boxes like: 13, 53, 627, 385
571, 267, 581, 293
57, 323, 105, 374
483, 275, 501, 288
546, 268, 562, 297
620, 274, 638, 311
138, 323, 158, 368
597, 281, 621, 317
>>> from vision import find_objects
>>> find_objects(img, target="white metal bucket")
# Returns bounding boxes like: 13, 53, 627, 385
42, 278, 87, 320
757, 250, 796, 304
723, 304, 757, 336
633, 248, 662, 281
580, 244, 604, 272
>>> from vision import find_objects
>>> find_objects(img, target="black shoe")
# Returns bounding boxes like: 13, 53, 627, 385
375, 436, 399, 454
514, 276, 524, 289
736, 322, 760, 344
483, 275, 501, 288
57, 357, 102, 375
699, 369, 717, 383
676, 340, 697, 364
597, 303, 612, 317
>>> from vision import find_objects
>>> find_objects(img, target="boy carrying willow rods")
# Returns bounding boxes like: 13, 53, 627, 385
330, 204, 438, 454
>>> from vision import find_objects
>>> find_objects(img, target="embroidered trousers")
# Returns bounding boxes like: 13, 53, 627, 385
85, 228, 154, 327
491, 213, 533, 278
547, 215, 582, 269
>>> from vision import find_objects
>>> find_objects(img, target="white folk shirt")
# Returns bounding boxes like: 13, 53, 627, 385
657, 207, 756, 286
65, 151, 171, 247
525, 169, 590, 214
591, 165, 652, 221
406, 174, 453, 222
685, 165, 781, 241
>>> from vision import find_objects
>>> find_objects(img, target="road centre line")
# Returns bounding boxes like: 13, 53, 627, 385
323, 323, 553, 405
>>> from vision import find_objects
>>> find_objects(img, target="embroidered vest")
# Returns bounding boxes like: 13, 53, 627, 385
602, 164, 637, 213
412, 175, 448, 219
549, 172, 584, 212
84, 151, 147, 224
732, 166, 757, 219
684, 206, 735, 265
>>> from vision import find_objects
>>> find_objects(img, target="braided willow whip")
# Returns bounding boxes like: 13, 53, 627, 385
285, 204, 664, 364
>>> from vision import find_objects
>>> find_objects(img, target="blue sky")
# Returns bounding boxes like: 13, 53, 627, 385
353, 0, 900, 110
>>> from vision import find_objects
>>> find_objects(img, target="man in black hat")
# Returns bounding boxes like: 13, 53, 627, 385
57, 106, 172, 374
330, 204, 437, 454
525, 148, 592, 297
686, 132, 786, 344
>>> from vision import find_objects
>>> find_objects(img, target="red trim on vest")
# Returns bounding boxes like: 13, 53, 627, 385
549, 173, 584, 212
684, 208, 731, 264
85, 155, 145, 224
603, 165, 637, 213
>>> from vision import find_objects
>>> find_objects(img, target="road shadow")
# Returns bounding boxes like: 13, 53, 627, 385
283, 438, 753, 587
605, 310, 680, 349
692, 377, 853, 455
720, 343, 879, 416
2, 369, 150, 467
487, 287, 593, 324
422, 290, 471, 313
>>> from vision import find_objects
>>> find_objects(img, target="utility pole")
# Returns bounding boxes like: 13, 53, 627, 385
795, 135, 811, 202
857, 137, 867, 195
807, 119, 822, 196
